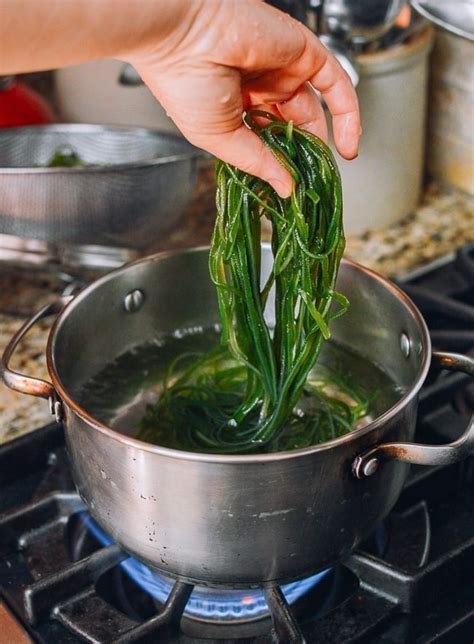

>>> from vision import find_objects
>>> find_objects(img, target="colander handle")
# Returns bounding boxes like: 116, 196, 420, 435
1, 296, 72, 422
353, 351, 474, 479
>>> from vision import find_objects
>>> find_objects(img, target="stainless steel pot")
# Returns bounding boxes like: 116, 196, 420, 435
2, 247, 473, 588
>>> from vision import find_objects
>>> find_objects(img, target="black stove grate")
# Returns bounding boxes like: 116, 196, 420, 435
0, 244, 473, 643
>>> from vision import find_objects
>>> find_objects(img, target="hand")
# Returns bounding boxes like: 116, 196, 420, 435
129, 1, 360, 197
2, 0, 360, 197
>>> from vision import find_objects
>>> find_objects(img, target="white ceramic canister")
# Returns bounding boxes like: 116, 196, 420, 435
334, 26, 434, 235
426, 28, 474, 195
54, 59, 179, 134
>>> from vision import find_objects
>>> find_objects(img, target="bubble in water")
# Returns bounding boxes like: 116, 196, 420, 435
172, 325, 204, 339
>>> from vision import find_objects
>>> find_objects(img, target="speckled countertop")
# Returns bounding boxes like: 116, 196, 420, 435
1, 161, 473, 443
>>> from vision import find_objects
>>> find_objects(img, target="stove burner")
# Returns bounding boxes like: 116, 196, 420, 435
74, 511, 331, 624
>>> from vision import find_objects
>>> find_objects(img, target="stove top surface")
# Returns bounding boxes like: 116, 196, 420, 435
0, 244, 473, 643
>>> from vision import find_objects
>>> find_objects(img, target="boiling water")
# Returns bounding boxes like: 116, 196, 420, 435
79, 327, 404, 452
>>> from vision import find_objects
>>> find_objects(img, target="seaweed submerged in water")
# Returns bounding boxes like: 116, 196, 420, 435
138, 111, 368, 453
47, 145, 86, 167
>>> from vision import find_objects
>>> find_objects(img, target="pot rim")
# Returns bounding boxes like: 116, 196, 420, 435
47, 246, 432, 463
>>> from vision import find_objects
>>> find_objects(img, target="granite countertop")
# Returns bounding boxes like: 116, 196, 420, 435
1, 162, 473, 444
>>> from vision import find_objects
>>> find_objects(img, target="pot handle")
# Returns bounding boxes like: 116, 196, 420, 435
1, 296, 72, 421
353, 351, 474, 479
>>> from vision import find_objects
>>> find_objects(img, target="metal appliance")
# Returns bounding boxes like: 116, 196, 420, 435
412, 0, 474, 41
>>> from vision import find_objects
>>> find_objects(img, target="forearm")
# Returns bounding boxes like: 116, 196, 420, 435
0, 0, 199, 74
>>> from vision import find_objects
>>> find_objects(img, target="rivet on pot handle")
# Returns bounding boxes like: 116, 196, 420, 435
1, 296, 73, 422
353, 351, 474, 479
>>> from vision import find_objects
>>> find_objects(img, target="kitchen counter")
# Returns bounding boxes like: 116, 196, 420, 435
1, 161, 473, 443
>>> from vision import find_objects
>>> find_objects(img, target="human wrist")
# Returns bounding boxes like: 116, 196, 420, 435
116, 0, 206, 67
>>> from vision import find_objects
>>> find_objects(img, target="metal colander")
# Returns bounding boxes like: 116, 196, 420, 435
0, 124, 201, 249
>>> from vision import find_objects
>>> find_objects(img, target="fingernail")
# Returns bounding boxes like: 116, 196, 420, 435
270, 178, 292, 198
345, 150, 359, 161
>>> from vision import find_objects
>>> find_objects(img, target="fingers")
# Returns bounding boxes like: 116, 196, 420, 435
309, 53, 360, 159
276, 82, 328, 143
138, 61, 293, 197
186, 125, 293, 198
140, 65, 293, 197
244, 83, 328, 142
247, 103, 281, 126
242, 23, 360, 159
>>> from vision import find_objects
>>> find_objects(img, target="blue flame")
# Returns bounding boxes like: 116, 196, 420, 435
83, 513, 330, 621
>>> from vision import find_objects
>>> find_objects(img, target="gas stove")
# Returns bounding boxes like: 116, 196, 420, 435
0, 245, 473, 643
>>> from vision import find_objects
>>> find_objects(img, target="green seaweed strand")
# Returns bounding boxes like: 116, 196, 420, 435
138, 112, 350, 453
